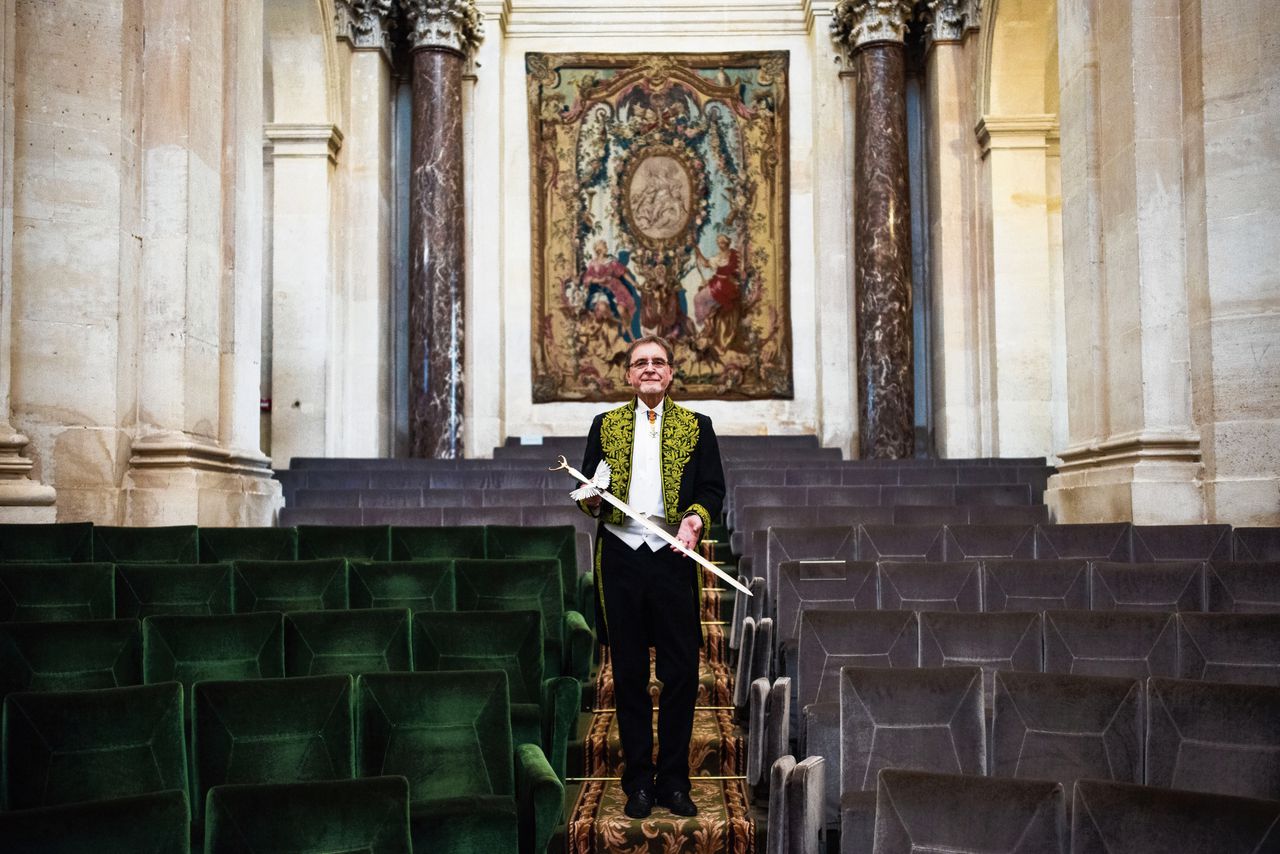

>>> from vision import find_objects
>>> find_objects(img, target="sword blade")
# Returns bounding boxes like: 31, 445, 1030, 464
558, 459, 752, 597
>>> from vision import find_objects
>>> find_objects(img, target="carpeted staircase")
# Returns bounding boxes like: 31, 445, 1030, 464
565, 531, 756, 854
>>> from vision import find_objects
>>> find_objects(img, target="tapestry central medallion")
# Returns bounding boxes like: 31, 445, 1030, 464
527, 52, 793, 402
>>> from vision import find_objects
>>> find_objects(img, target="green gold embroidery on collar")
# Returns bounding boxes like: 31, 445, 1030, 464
660, 400, 700, 522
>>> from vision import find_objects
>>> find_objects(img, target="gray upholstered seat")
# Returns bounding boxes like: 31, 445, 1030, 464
982, 559, 1089, 612
1089, 560, 1205, 612
991, 670, 1143, 797
1176, 612, 1280, 686
1146, 677, 1280, 800
1042, 610, 1177, 679
1071, 779, 1280, 853
871, 770, 1066, 854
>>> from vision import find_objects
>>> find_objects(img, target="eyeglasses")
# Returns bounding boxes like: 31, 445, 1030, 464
629, 358, 670, 370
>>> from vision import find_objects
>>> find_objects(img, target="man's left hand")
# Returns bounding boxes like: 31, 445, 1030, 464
672, 514, 703, 553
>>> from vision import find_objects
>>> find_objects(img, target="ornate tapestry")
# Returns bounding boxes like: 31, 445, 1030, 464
527, 52, 793, 402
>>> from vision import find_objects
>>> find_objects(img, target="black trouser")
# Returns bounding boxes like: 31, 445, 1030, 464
600, 529, 701, 796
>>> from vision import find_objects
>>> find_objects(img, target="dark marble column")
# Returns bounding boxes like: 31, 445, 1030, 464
400, 0, 482, 458
833, 0, 916, 458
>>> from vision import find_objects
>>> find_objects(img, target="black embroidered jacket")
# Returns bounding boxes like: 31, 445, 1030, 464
578, 397, 725, 541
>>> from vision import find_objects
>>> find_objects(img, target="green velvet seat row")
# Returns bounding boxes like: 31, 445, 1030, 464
0, 608, 580, 779
1, 671, 563, 852
0, 557, 593, 684
0, 521, 587, 619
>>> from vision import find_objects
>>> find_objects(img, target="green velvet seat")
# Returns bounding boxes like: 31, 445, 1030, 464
0, 522, 93, 563
199, 526, 299, 562
116, 562, 234, 618
357, 670, 564, 854
390, 525, 486, 560
192, 675, 354, 822
203, 776, 411, 854
413, 610, 580, 780
454, 558, 593, 684
93, 525, 199, 564
142, 613, 285, 693
284, 608, 412, 676
0, 561, 114, 621
486, 524, 579, 611
349, 559, 456, 612
0, 789, 191, 854
2, 681, 187, 810
0, 618, 141, 699
297, 525, 391, 561
232, 558, 348, 612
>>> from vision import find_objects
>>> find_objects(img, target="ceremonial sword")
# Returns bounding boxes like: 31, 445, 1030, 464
550, 455, 753, 597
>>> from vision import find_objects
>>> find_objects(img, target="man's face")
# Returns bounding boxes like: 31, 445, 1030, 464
627, 342, 673, 399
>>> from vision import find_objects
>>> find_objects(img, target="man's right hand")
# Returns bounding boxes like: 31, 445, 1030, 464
582, 494, 602, 509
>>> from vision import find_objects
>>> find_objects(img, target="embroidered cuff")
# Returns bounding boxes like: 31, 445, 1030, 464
682, 504, 712, 544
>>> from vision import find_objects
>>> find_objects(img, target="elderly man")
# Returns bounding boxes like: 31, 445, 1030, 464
578, 334, 725, 819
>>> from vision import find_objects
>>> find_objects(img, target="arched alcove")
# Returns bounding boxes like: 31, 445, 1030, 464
975, 0, 1066, 458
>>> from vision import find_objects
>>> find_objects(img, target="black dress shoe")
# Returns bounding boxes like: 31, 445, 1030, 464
656, 790, 698, 817
624, 788, 654, 819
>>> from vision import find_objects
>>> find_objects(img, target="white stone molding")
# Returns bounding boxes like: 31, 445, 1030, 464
501, 1, 813, 37
830, 0, 915, 52
976, 114, 1059, 153
0, 429, 56, 510
264, 123, 344, 164
335, 0, 396, 59
1056, 432, 1203, 471
129, 433, 275, 479
923, 0, 980, 43
400, 0, 484, 55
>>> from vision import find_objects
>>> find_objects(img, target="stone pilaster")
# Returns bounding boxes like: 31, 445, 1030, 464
401, 0, 482, 458
336, 0, 396, 456
335, 0, 396, 59
922, 0, 981, 44
833, 0, 916, 458
0, 0, 54, 521
125, 1, 279, 524
1046, 0, 1205, 524
923, 10, 984, 457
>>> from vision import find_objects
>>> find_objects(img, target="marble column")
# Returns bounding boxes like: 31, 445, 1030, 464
833, 0, 916, 458
401, 0, 482, 458
0, 0, 54, 521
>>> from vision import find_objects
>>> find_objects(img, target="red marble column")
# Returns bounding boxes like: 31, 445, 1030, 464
408, 49, 465, 458
402, 0, 481, 458
853, 42, 915, 459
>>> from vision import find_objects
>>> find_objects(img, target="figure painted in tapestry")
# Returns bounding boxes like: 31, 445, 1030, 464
693, 234, 743, 351
581, 239, 642, 342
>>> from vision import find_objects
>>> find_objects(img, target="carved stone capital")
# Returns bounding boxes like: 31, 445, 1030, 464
399, 0, 484, 56
335, 0, 396, 57
923, 0, 980, 43
831, 0, 916, 53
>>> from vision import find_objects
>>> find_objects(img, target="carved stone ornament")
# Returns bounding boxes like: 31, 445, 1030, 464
399, 0, 484, 56
831, 0, 917, 52
334, 0, 396, 54
924, 0, 980, 42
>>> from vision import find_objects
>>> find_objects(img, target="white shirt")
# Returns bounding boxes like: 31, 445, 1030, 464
605, 399, 679, 551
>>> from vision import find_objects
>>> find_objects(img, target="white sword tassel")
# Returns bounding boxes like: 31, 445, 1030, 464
551, 455, 753, 597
